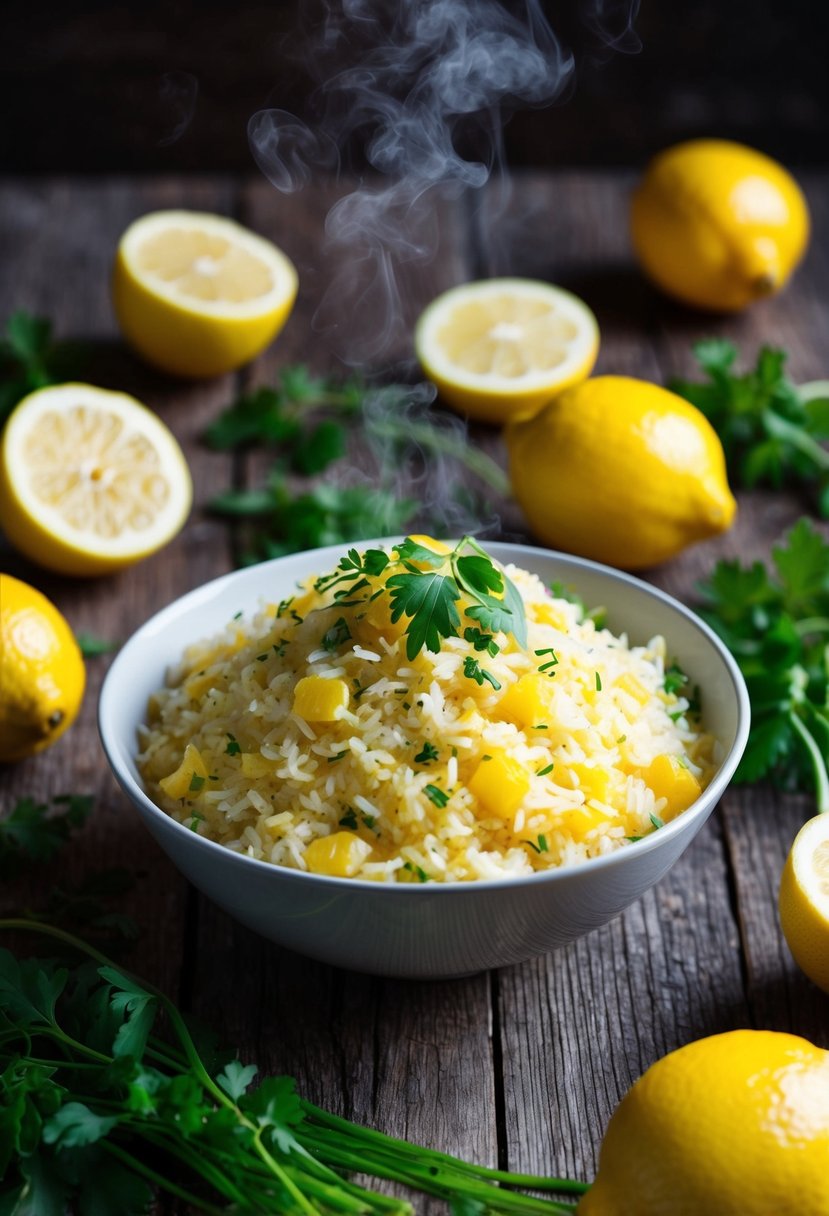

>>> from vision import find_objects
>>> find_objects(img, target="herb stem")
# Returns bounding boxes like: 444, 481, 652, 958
99, 1140, 229, 1216
762, 409, 829, 471
368, 417, 512, 497
789, 711, 829, 814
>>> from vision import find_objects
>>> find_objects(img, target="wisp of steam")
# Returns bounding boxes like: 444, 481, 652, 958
248, 0, 640, 537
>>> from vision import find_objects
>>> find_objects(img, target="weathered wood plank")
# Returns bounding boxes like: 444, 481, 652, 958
0, 177, 238, 996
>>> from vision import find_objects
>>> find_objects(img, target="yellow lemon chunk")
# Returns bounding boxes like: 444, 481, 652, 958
414, 278, 599, 423
0, 384, 192, 577
641, 753, 701, 819
506, 376, 736, 569
0, 574, 85, 762
113, 210, 298, 377
631, 139, 810, 312
305, 832, 373, 878
158, 743, 209, 800
779, 813, 829, 994
468, 750, 531, 821
577, 1029, 829, 1216
292, 676, 350, 722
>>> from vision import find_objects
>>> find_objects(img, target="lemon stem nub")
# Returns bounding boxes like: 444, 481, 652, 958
752, 271, 779, 296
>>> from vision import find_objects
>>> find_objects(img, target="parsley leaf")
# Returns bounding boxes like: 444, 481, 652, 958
697, 518, 829, 809
414, 741, 439, 764
671, 340, 829, 515
388, 570, 461, 660
0, 795, 93, 875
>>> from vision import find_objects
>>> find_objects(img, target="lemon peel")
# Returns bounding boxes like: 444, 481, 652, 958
631, 139, 810, 313
0, 574, 86, 762
578, 1030, 829, 1216
506, 375, 736, 569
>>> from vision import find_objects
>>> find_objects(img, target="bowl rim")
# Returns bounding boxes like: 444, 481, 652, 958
98, 538, 751, 895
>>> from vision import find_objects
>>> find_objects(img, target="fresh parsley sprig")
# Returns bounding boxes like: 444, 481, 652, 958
205, 367, 511, 563
671, 340, 829, 515
316, 537, 527, 662
0, 920, 586, 1214
0, 310, 86, 424
697, 518, 829, 810
0, 794, 93, 876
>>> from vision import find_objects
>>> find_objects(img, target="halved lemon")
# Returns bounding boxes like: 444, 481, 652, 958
113, 210, 298, 378
0, 384, 192, 576
414, 278, 599, 424
779, 813, 829, 994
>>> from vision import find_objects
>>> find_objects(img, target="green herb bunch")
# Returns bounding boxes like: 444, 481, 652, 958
314, 536, 527, 662
671, 340, 829, 515
697, 518, 829, 810
0, 921, 586, 1215
0, 311, 82, 425
205, 367, 511, 563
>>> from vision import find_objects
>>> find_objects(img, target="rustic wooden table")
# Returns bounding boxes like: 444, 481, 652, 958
2, 172, 828, 1209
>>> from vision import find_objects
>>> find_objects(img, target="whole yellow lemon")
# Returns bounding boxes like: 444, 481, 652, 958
631, 139, 809, 312
506, 376, 736, 569
0, 573, 86, 762
577, 1029, 829, 1215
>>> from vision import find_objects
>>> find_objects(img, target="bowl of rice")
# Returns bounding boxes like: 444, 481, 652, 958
99, 537, 749, 978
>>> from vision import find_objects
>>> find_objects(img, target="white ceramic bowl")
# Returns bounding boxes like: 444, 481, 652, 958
99, 541, 750, 979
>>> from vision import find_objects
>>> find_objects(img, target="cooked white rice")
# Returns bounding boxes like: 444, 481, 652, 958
137, 549, 718, 883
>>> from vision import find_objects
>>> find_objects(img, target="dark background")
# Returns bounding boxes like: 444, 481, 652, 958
3, 0, 825, 174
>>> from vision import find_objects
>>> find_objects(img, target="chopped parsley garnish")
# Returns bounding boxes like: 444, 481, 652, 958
414, 741, 439, 765
232, 610, 243, 621
663, 661, 689, 696
481, 754, 492, 762
463, 656, 501, 690
338, 808, 358, 829
524, 834, 549, 854
617, 735, 627, 744
536, 762, 555, 777
327, 750, 348, 764
225, 733, 242, 756
535, 648, 559, 675
188, 774, 205, 793
273, 640, 288, 657
256, 653, 269, 662
322, 616, 351, 652
361, 813, 378, 832
403, 861, 430, 882
532, 724, 548, 730
463, 626, 500, 657
595, 672, 602, 691
649, 813, 665, 830
189, 812, 205, 832
424, 784, 450, 809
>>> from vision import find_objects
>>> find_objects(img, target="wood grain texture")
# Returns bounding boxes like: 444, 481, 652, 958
2, 172, 829, 1213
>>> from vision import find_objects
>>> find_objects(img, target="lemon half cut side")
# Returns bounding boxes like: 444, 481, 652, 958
113, 210, 298, 378
779, 813, 829, 994
0, 384, 193, 577
415, 278, 599, 423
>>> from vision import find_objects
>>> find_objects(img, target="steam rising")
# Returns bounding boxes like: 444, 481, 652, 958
248, 0, 640, 536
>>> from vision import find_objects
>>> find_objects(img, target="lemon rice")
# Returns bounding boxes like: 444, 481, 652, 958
137, 544, 717, 883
